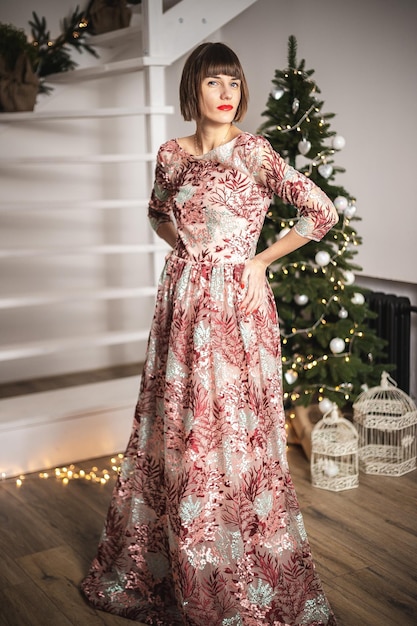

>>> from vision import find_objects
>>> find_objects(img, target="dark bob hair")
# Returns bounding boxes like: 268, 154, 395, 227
179, 42, 249, 122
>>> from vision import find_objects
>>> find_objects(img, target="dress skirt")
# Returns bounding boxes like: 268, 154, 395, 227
81, 255, 337, 626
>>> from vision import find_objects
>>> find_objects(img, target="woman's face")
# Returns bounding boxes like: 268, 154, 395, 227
198, 74, 241, 123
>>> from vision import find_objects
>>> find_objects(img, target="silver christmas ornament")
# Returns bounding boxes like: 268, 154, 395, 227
319, 397, 333, 414
332, 135, 346, 150
330, 337, 346, 354
318, 163, 333, 179
338, 307, 348, 319
294, 294, 309, 305
343, 270, 355, 285
315, 250, 331, 267
323, 460, 340, 477
344, 204, 357, 219
271, 86, 284, 100
284, 369, 299, 385
351, 292, 365, 305
334, 196, 348, 212
298, 139, 311, 155
292, 97, 300, 113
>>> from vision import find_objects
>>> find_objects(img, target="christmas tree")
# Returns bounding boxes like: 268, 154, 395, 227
258, 35, 388, 412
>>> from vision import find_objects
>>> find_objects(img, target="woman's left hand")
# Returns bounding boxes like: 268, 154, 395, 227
240, 257, 268, 315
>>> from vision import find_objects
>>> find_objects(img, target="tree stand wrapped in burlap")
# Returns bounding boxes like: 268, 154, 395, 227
0, 53, 39, 112
87, 0, 132, 35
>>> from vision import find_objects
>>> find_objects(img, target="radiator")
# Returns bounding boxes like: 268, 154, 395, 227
366, 292, 416, 394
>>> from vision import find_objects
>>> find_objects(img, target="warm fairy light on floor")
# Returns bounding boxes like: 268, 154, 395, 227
41, 453, 124, 486
0, 453, 125, 487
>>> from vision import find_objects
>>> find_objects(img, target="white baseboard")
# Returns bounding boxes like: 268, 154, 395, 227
0, 376, 140, 478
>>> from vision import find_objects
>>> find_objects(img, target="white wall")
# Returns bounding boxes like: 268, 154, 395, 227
2, 0, 71, 28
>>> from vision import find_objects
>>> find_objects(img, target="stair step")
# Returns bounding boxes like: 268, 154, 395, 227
0, 330, 151, 362
0, 153, 154, 166
45, 56, 170, 83
0, 243, 166, 259
0, 376, 138, 431
0, 199, 149, 212
0, 106, 174, 123
0, 286, 157, 309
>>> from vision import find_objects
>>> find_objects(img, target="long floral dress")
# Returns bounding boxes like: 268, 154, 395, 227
81, 132, 338, 625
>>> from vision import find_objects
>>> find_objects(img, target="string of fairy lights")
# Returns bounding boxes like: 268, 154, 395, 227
276, 217, 365, 406
2, 454, 124, 488
277, 102, 317, 133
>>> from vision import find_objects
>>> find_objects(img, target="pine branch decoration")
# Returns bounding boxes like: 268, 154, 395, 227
29, 7, 98, 83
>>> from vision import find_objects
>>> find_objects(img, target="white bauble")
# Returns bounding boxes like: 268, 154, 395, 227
298, 139, 311, 155
315, 250, 331, 267
271, 86, 284, 100
351, 292, 365, 305
319, 397, 333, 414
401, 434, 414, 448
334, 195, 348, 212
343, 270, 355, 285
332, 135, 346, 150
338, 307, 348, 319
318, 163, 333, 179
344, 204, 357, 219
284, 370, 299, 385
294, 294, 309, 306
278, 227, 291, 239
330, 337, 345, 354
323, 459, 340, 477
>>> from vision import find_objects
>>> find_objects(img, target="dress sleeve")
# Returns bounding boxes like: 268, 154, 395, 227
148, 144, 177, 233
254, 136, 338, 241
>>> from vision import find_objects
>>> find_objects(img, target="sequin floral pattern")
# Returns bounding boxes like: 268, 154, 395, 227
81, 133, 338, 625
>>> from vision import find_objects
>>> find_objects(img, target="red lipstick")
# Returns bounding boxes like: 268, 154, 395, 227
217, 105, 233, 111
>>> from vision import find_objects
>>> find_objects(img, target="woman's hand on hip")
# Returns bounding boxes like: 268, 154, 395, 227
240, 257, 268, 315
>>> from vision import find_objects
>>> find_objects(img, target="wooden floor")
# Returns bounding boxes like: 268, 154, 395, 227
0, 445, 416, 626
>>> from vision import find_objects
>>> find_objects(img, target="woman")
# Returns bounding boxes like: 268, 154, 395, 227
81, 42, 338, 625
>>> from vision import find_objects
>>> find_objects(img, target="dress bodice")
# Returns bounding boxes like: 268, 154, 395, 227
148, 132, 338, 263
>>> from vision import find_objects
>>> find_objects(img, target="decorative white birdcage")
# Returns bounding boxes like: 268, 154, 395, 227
353, 372, 417, 476
311, 404, 359, 491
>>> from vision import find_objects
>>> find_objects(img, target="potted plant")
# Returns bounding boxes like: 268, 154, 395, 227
0, 8, 99, 113
0, 23, 39, 112
86, 0, 134, 35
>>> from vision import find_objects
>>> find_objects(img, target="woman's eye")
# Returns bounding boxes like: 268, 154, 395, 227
231, 82, 240, 88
